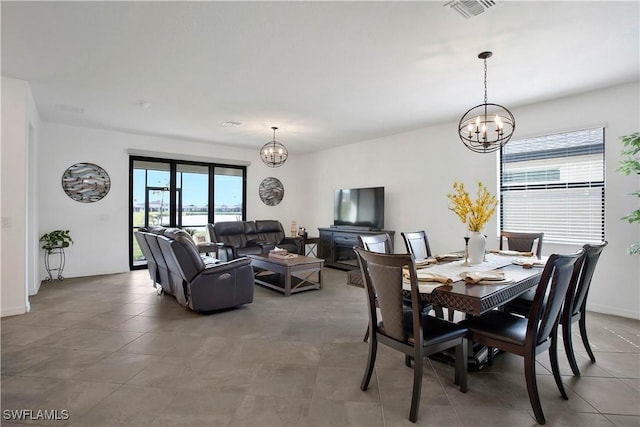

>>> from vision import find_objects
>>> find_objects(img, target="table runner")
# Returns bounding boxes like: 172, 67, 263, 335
416, 253, 513, 282
402, 254, 514, 294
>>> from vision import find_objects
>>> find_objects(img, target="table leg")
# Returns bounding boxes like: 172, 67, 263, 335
284, 270, 292, 297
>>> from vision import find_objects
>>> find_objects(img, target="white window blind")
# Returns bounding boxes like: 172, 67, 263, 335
500, 127, 605, 244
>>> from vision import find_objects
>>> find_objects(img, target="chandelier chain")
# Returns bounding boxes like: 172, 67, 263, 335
483, 57, 488, 105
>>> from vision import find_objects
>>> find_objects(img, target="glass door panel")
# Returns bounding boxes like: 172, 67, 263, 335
147, 187, 171, 226
131, 160, 171, 267
214, 167, 244, 223
177, 164, 209, 242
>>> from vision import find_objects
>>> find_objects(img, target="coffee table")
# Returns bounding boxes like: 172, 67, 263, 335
248, 254, 324, 296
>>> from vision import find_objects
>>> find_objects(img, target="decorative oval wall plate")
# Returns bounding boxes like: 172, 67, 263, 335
259, 177, 284, 206
61, 162, 111, 203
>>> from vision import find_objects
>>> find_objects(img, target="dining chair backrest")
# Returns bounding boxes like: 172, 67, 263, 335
567, 241, 607, 318
357, 233, 392, 254
401, 231, 432, 260
530, 250, 585, 346
355, 248, 413, 341
500, 231, 544, 258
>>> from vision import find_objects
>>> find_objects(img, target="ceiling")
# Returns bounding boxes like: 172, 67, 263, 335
2, 1, 638, 154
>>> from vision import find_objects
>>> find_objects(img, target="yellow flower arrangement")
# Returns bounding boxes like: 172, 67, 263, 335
447, 181, 498, 232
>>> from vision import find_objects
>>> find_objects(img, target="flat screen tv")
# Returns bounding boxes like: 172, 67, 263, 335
334, 187, 384, 230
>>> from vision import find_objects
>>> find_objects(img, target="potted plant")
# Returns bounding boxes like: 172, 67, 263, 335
40, 229, 73, 252
40, 230, 73, 281
618, 132, 640, 254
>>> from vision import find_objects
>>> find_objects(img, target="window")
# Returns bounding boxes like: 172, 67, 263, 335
500, 127, 605, 244
130, 157, 246, 268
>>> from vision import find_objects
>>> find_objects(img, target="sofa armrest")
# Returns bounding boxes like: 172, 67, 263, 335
281, 236, 304, 254
200, 257, 252, 275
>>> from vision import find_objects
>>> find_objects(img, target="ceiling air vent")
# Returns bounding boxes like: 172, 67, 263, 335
444, 0, 500, 19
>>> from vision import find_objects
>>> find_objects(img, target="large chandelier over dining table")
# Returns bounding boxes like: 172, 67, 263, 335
458, 51, 515, 153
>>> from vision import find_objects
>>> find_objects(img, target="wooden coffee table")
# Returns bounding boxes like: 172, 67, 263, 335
248, 254, 324, 296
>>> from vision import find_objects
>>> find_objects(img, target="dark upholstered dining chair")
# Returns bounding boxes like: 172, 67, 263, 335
401, 230, 445, 319
354, 248, 468, 423
459, 250, 585, 425
358, 233, 393, 255
504, 241, 608, 376
401, 230, 432, 260
358, 234, 392, 343
500, 231, 544, 258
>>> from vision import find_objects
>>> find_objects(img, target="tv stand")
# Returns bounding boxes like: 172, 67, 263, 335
334, 225, 374, 231
318, 227, 395, 270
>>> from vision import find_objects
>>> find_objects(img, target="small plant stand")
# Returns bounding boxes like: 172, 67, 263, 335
44, 246, 66, 281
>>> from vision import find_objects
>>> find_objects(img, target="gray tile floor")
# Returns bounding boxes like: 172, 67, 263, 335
1, 268, 639, 426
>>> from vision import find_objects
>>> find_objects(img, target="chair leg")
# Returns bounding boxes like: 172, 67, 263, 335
487, 346, 494, 366
579, 310, 596, 363
405, 354, 413, 367
409, 351, 423, 423
524, 353, 546, 425
550, 331, 568, 399
455, 338, 468, 393
360, 336, 377, 391
363, 325, 369, 343
563, 318, 581, 377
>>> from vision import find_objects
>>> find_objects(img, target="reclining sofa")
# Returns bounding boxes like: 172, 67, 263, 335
207, 220, 302, 260
135, 226, 254, 312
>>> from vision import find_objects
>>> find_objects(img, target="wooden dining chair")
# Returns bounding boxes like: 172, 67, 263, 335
401, 230, 432, 260
358, 234, 392, 343
459, 250, 585, 425
500, 231, 544, 258
401, 230, 445, 319
504, 241, 608, 376
354, 247, 468, 423
358, 233, 393, 254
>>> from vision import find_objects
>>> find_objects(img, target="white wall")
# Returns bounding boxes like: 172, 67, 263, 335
303, 82, 640, 319
26, 80, 640, 319
1, 77, 40, 316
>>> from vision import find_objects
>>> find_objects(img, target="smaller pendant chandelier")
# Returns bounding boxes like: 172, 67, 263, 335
260, 126, 288, 168
458, 51, 515, 153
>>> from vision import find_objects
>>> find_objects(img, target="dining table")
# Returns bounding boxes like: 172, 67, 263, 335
402, 252, 545, 369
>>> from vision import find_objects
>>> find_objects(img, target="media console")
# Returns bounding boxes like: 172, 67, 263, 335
318, 227, 396, 270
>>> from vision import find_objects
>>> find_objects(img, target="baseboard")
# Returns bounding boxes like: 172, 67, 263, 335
1, 305, 27, 317
587, 303, 640, 320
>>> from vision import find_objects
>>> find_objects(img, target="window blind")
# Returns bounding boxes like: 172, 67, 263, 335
500, 128, 605, 244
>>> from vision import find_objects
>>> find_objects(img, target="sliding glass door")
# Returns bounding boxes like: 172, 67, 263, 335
130, 157, 246, 269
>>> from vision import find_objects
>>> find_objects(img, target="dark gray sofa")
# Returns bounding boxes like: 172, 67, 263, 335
136, 227, 254, 312
207, 220, 302, 260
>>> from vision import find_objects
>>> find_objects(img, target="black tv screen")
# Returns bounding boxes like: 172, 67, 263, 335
334, 187, 384, 230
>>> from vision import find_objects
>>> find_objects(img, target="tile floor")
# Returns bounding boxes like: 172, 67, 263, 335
1, 268, 639, 426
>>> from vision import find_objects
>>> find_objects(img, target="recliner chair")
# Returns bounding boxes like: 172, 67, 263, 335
139, 227, 254, 312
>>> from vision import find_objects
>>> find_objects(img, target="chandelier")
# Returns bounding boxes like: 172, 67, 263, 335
260, 126, 288, 168
458, 51, 515, 153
